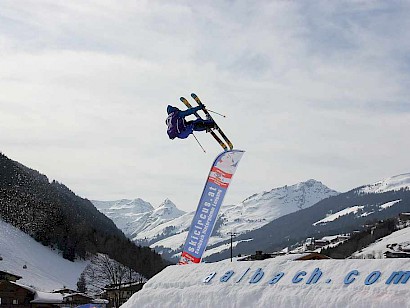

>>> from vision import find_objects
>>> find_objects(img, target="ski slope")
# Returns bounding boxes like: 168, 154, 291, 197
0, 219, 88, 291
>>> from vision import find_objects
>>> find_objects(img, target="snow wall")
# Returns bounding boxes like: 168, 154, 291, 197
121, 255, 410, 308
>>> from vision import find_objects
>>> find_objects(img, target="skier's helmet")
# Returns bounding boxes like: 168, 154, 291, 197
167, 105, 178, 114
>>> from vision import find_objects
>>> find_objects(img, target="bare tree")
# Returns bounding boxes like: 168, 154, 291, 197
82, 253, 145, 306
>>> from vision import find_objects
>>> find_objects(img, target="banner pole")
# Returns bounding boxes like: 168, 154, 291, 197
179, 150, 245, 265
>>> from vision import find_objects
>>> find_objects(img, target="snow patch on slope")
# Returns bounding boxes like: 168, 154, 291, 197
313, 206, 364, 226
0, 219, 88, 291
313, 199, 403, 226
379, 199, 401, 209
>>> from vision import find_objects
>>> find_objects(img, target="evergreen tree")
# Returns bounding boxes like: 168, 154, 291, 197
77, 273, 87, 293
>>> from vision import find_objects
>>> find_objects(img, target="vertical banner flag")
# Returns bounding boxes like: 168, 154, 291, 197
179, 150, 245, 264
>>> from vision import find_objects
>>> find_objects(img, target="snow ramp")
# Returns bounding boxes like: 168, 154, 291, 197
121, 255, 410, 308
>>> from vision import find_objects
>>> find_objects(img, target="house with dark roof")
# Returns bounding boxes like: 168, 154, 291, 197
0, 278, 35, 308
103, 281, 144, 307
238, 251, 330, 261
0, 270, 106, 308
399, 212, 410, 222
0, 270, 22, 282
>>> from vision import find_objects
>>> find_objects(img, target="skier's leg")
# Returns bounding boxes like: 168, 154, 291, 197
191, 119, 216, 132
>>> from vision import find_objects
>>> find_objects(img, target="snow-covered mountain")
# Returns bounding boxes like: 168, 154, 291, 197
217, 179, 339, 235
92, 198, 186, 237
214, 173, 410, 263
139, 199, 186, 234
95, 179, 339, 261
94, 174, 410, 263
0, 219, 88, 291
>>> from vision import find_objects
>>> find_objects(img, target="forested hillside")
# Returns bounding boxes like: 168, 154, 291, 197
0, 152, 167, 278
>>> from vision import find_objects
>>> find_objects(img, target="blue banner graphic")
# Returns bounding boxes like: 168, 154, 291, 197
179, 150, 244, 264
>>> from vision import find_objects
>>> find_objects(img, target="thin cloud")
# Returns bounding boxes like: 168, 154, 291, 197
0, 1, 409, 211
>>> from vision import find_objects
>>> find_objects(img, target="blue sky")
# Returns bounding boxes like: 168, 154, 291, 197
0, 1, 409, 211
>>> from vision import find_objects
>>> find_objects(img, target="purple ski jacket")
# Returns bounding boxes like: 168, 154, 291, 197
166, 105, 201, 139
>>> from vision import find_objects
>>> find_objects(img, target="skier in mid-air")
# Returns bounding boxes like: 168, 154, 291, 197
166, 105, 216, 140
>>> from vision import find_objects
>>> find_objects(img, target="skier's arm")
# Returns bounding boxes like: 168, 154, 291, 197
179, 105, 202, 117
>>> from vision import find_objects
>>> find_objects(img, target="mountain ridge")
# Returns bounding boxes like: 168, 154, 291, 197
205, 173, 410, 262
93, 178, 340, 262
93, 198, 186, 238
93, 173, 410, 262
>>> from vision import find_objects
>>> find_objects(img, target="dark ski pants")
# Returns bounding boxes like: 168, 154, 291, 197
187, 119, 215, 131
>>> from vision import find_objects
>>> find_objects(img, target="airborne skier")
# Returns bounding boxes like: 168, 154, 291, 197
167, 93, 234, 150
166, 105, 216, 139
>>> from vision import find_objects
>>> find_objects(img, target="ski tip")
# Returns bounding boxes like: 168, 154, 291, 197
179, 97, 185, 102
190, 93, 197, 99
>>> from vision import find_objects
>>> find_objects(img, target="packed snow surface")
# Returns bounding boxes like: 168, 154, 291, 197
121, 255, 410, 308
0, 219, 88, 291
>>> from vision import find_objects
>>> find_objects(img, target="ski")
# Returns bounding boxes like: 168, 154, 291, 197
190, 93, 234, 150
180, 97, 228, 151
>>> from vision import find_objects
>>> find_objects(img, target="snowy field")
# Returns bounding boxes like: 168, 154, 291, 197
121, 255, 410, 308
0, 220, 88, 291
